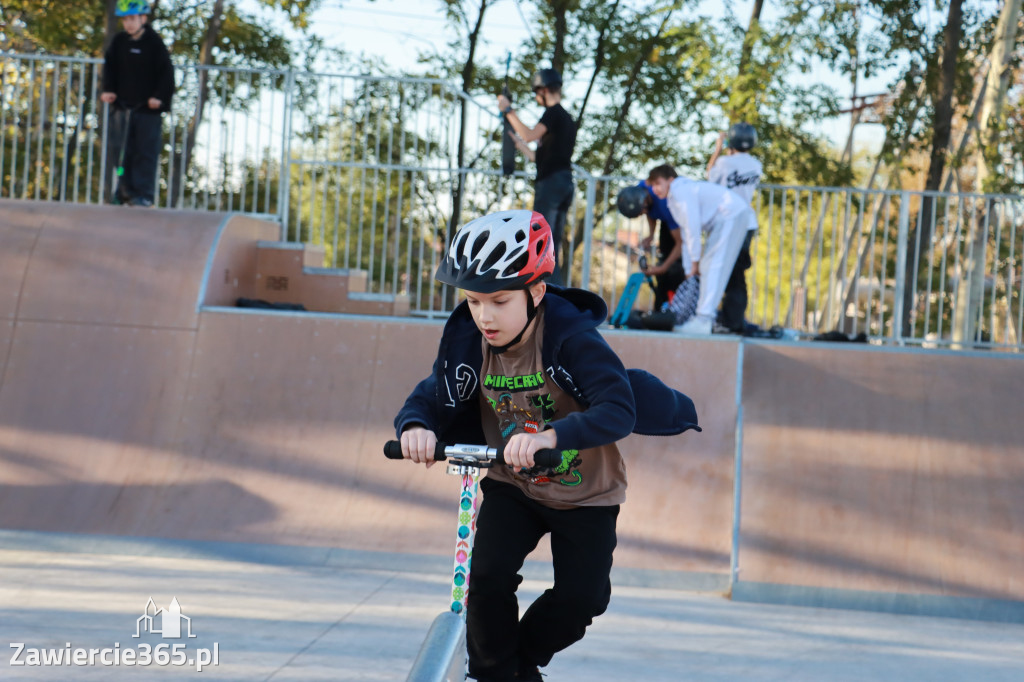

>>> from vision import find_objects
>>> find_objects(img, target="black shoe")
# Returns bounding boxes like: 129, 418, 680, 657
130, 197, 154, 207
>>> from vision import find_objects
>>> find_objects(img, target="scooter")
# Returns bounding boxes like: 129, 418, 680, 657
383, 441, 562, 681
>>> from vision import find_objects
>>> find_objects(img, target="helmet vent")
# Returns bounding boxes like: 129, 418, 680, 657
505, 253, 529, 277
454, 231, 470, 256
470, 231, 490, 258
480, 242, 507, 271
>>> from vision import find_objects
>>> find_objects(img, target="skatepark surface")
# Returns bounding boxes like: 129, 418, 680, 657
2, 534, 1023, 682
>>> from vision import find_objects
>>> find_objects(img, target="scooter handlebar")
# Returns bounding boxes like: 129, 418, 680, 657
384, 440, 563, 468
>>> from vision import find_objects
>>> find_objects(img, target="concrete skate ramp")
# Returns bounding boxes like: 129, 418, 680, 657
736, 342, 1024, 605
1, 199, 1021, 614
0, 200, 736, 582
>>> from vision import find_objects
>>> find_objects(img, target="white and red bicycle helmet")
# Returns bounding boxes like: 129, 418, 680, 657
436, 210, 555, 293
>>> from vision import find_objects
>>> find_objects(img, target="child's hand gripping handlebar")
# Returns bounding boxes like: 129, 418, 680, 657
383, 441, 563, 469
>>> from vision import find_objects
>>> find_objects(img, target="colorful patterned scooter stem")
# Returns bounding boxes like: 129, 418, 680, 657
450, 471, 480, 616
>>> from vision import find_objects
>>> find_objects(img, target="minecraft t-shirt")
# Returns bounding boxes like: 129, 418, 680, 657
478, 307, 626, 509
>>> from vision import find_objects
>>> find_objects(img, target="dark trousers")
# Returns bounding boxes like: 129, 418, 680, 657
467, 477, 618, 681
653, 258, 686, 310
108, 107, 162, 204
718, 230, 754, 332
533, 169, 575, 287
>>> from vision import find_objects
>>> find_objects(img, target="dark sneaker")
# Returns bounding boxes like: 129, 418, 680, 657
130, 197, 154, 207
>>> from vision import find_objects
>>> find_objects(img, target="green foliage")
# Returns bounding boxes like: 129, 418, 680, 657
1, 0, 322, 65
0, 0, 107, 55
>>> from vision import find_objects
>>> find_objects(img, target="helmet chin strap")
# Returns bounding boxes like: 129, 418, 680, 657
490, 290, 538, 355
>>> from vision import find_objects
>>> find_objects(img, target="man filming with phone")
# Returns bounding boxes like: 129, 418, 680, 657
497, 68, 577, 287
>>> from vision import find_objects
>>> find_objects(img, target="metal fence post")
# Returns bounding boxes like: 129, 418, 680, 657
892, 191, 911, 344
579, 171, 596, 291
729, 341, 745, 590
278, 69, 295, 240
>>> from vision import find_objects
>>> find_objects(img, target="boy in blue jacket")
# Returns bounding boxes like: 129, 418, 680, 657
395, 210, 697, 681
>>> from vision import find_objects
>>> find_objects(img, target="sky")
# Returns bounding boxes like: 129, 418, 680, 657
247, 0, 900, 158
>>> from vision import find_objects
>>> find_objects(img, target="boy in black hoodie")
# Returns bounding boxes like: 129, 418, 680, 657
101, 0, 174, 207
395, 210, 699, 681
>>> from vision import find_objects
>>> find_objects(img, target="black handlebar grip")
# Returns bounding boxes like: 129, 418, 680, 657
492, 446, 563, 469
383, 440, 449, 461
533, 448, 564, 469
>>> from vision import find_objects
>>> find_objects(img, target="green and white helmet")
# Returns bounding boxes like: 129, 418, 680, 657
115, 0, 151, 16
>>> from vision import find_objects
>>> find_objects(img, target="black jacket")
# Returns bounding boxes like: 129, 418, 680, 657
102, 24, 174, 112
395, 286, 700, 448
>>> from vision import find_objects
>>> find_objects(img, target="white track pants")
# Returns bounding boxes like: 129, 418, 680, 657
696, 208, 752, 320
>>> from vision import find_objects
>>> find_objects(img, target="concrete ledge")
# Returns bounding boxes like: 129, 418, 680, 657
348, 291, 401, 302
304, 266, 360, 277
731, 580, 1024, 624
256, 240, 304, 250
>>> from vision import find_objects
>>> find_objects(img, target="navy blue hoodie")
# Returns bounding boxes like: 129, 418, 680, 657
395, 286, 700, 448
102, 24, 174, 113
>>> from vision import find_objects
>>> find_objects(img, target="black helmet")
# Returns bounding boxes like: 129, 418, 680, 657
616, 185, 649, 219
531, 68, 562, 92
727, 123, 757, 152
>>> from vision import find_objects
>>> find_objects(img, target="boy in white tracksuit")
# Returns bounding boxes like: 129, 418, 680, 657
646, 163, 753, 335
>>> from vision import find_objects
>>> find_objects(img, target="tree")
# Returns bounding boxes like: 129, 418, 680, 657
924, 0, 966, 195
149, 0, 322, 205
0, 1, 107, 55
950, 0, 1023, 345
973, 0, 1022, 193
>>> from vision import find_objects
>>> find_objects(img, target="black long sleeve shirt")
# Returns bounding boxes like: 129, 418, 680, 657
102, 24, 174, 112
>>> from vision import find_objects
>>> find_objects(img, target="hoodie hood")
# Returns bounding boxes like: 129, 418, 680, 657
540, 285, 607, 347
627, 368, 701, 435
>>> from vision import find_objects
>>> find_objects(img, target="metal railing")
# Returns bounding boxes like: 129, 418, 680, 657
1, 51, 1021, 351
746, 186, 1023, 350
0, 52, 292, 213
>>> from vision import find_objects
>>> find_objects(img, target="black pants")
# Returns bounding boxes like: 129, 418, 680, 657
718, 230, 754, 332
533, 169, 574, 287
653, 258, 686, 310
467, 477, 619, 681
108, 107, 162, 204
